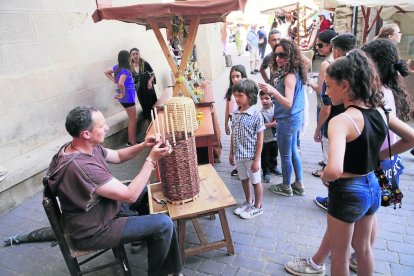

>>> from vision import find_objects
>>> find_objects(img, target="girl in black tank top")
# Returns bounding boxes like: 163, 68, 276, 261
318, 50, 414, 275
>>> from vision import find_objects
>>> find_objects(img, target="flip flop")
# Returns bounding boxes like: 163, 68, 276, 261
312, 169, 322, 177
318, 160, 326, 167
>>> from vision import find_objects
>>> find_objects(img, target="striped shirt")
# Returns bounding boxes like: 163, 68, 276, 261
231, 106, 265, 161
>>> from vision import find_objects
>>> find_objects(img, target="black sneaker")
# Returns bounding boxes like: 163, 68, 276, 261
254, 69, 259, 73
231, 169, 238, 176
130, 242, 143, 254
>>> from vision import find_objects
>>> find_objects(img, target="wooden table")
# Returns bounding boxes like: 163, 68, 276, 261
146, 105, 215, 164
147, 164, 237, 261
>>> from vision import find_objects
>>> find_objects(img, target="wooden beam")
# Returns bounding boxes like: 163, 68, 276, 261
361, 6, 371, 45
173, 15, 200, 97
179, 15, 200, 72
394, 5, 407, 13
148, 18, 178, 76
367, 6, 382, 34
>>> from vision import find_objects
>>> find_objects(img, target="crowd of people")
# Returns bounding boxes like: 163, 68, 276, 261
224, 22, 414, 276
31, 19, 414, 276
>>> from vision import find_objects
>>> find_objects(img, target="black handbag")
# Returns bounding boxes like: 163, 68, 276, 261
374, 109, 403, 209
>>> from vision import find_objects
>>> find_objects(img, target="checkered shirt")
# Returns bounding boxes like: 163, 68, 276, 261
231, 106, 265, 161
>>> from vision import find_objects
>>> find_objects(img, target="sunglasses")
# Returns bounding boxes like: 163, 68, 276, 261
274, 52, 287, 59
316, 43, 326, 48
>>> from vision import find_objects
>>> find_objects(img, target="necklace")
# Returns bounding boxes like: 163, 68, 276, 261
70, 143, 83, 153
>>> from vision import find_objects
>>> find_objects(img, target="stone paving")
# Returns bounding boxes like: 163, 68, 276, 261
0, 45, 414, 275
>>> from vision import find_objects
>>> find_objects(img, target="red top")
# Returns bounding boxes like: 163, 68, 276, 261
319, 19, 331, 33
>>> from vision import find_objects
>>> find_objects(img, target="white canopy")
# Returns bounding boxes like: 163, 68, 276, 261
322, 0, 414, 34
258, 0, 319, 14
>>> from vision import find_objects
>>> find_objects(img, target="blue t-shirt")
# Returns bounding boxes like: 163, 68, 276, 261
273, 72, 305, 119
247, 29, 259, 47
113, 65, 135, 104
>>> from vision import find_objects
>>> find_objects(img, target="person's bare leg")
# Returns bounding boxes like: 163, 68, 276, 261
352, 215, 376, 276
125, 106, 137, 145
242, 178, 252, 203
328, 214, 354, 276
253, 182, 263, 208
250, 61, 255, 73
311, 229, 331, 265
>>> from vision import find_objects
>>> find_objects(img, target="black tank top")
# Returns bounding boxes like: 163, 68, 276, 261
343, 106, 387, 175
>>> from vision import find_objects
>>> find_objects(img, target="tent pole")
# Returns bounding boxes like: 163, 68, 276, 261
352, 6, 358, 36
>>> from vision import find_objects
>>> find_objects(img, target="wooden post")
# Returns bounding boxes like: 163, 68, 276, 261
296, 2, 300, 46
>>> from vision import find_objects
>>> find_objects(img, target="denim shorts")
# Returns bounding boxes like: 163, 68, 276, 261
328, 171, 380, 223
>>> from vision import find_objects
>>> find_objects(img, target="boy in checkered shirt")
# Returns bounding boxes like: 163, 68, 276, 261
230, 79, 265, 219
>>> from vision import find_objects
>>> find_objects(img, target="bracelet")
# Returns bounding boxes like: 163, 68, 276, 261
145, 158, 156, 168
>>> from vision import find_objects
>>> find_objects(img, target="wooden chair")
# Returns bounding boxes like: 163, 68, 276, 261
42, 178, 131, 276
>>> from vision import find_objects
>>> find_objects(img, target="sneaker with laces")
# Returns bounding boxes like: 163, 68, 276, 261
234, 201, 253, 215
292, 181, 306, 196
264, 174, 271, 183
285, 258, 325, 275
315, 197, 328, 211
269, 184, 293, 197
240, 205, 263, 219
349, 252, 358, 272
231, 169, 238, 176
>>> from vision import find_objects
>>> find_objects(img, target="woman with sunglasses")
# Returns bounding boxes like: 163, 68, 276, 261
258, 39, 307, 197
308, 29, 337, 177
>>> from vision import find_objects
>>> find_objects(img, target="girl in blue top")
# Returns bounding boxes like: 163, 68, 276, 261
105, 50, 137, 146
259, 39, 307, 197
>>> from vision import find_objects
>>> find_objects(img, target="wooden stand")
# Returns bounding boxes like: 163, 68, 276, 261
148, 164, 236, 262
149, 16, 200, 98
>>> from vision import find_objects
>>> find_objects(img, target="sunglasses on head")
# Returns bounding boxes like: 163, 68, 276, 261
274, 52, 287, 59
316, 43, 326, 48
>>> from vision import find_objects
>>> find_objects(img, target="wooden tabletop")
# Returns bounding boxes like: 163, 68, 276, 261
166, 164, 236, 219
146, 106, 214, 139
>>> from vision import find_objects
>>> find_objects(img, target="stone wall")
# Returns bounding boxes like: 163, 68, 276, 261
0, 0, 225, 212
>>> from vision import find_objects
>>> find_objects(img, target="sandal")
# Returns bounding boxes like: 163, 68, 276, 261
312, 169, 323, 177
318, 160, 326, 167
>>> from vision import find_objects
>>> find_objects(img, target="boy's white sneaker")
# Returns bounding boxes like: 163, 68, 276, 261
233, 201, 253, 215
240, 206, 263, 219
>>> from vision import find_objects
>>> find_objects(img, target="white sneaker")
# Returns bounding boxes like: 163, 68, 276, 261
285, 258, 325, 275
239, 205, 263, 219
234, 201, 253, 215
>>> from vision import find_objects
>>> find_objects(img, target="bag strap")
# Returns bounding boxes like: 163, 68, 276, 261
384, 108, 397, 188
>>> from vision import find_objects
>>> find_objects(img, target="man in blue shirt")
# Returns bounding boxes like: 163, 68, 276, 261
246, 24, 260, 75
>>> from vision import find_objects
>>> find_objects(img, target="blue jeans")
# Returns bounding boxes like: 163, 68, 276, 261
120, 214, 182, 275
328, 172, 381, 223
276, 113, 303, 186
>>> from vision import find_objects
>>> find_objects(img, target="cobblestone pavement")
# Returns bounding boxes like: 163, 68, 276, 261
1, 46, 413, 275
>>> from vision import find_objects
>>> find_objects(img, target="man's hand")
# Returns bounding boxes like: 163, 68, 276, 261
148, 140, 172, 162
144, 135, 158, 148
